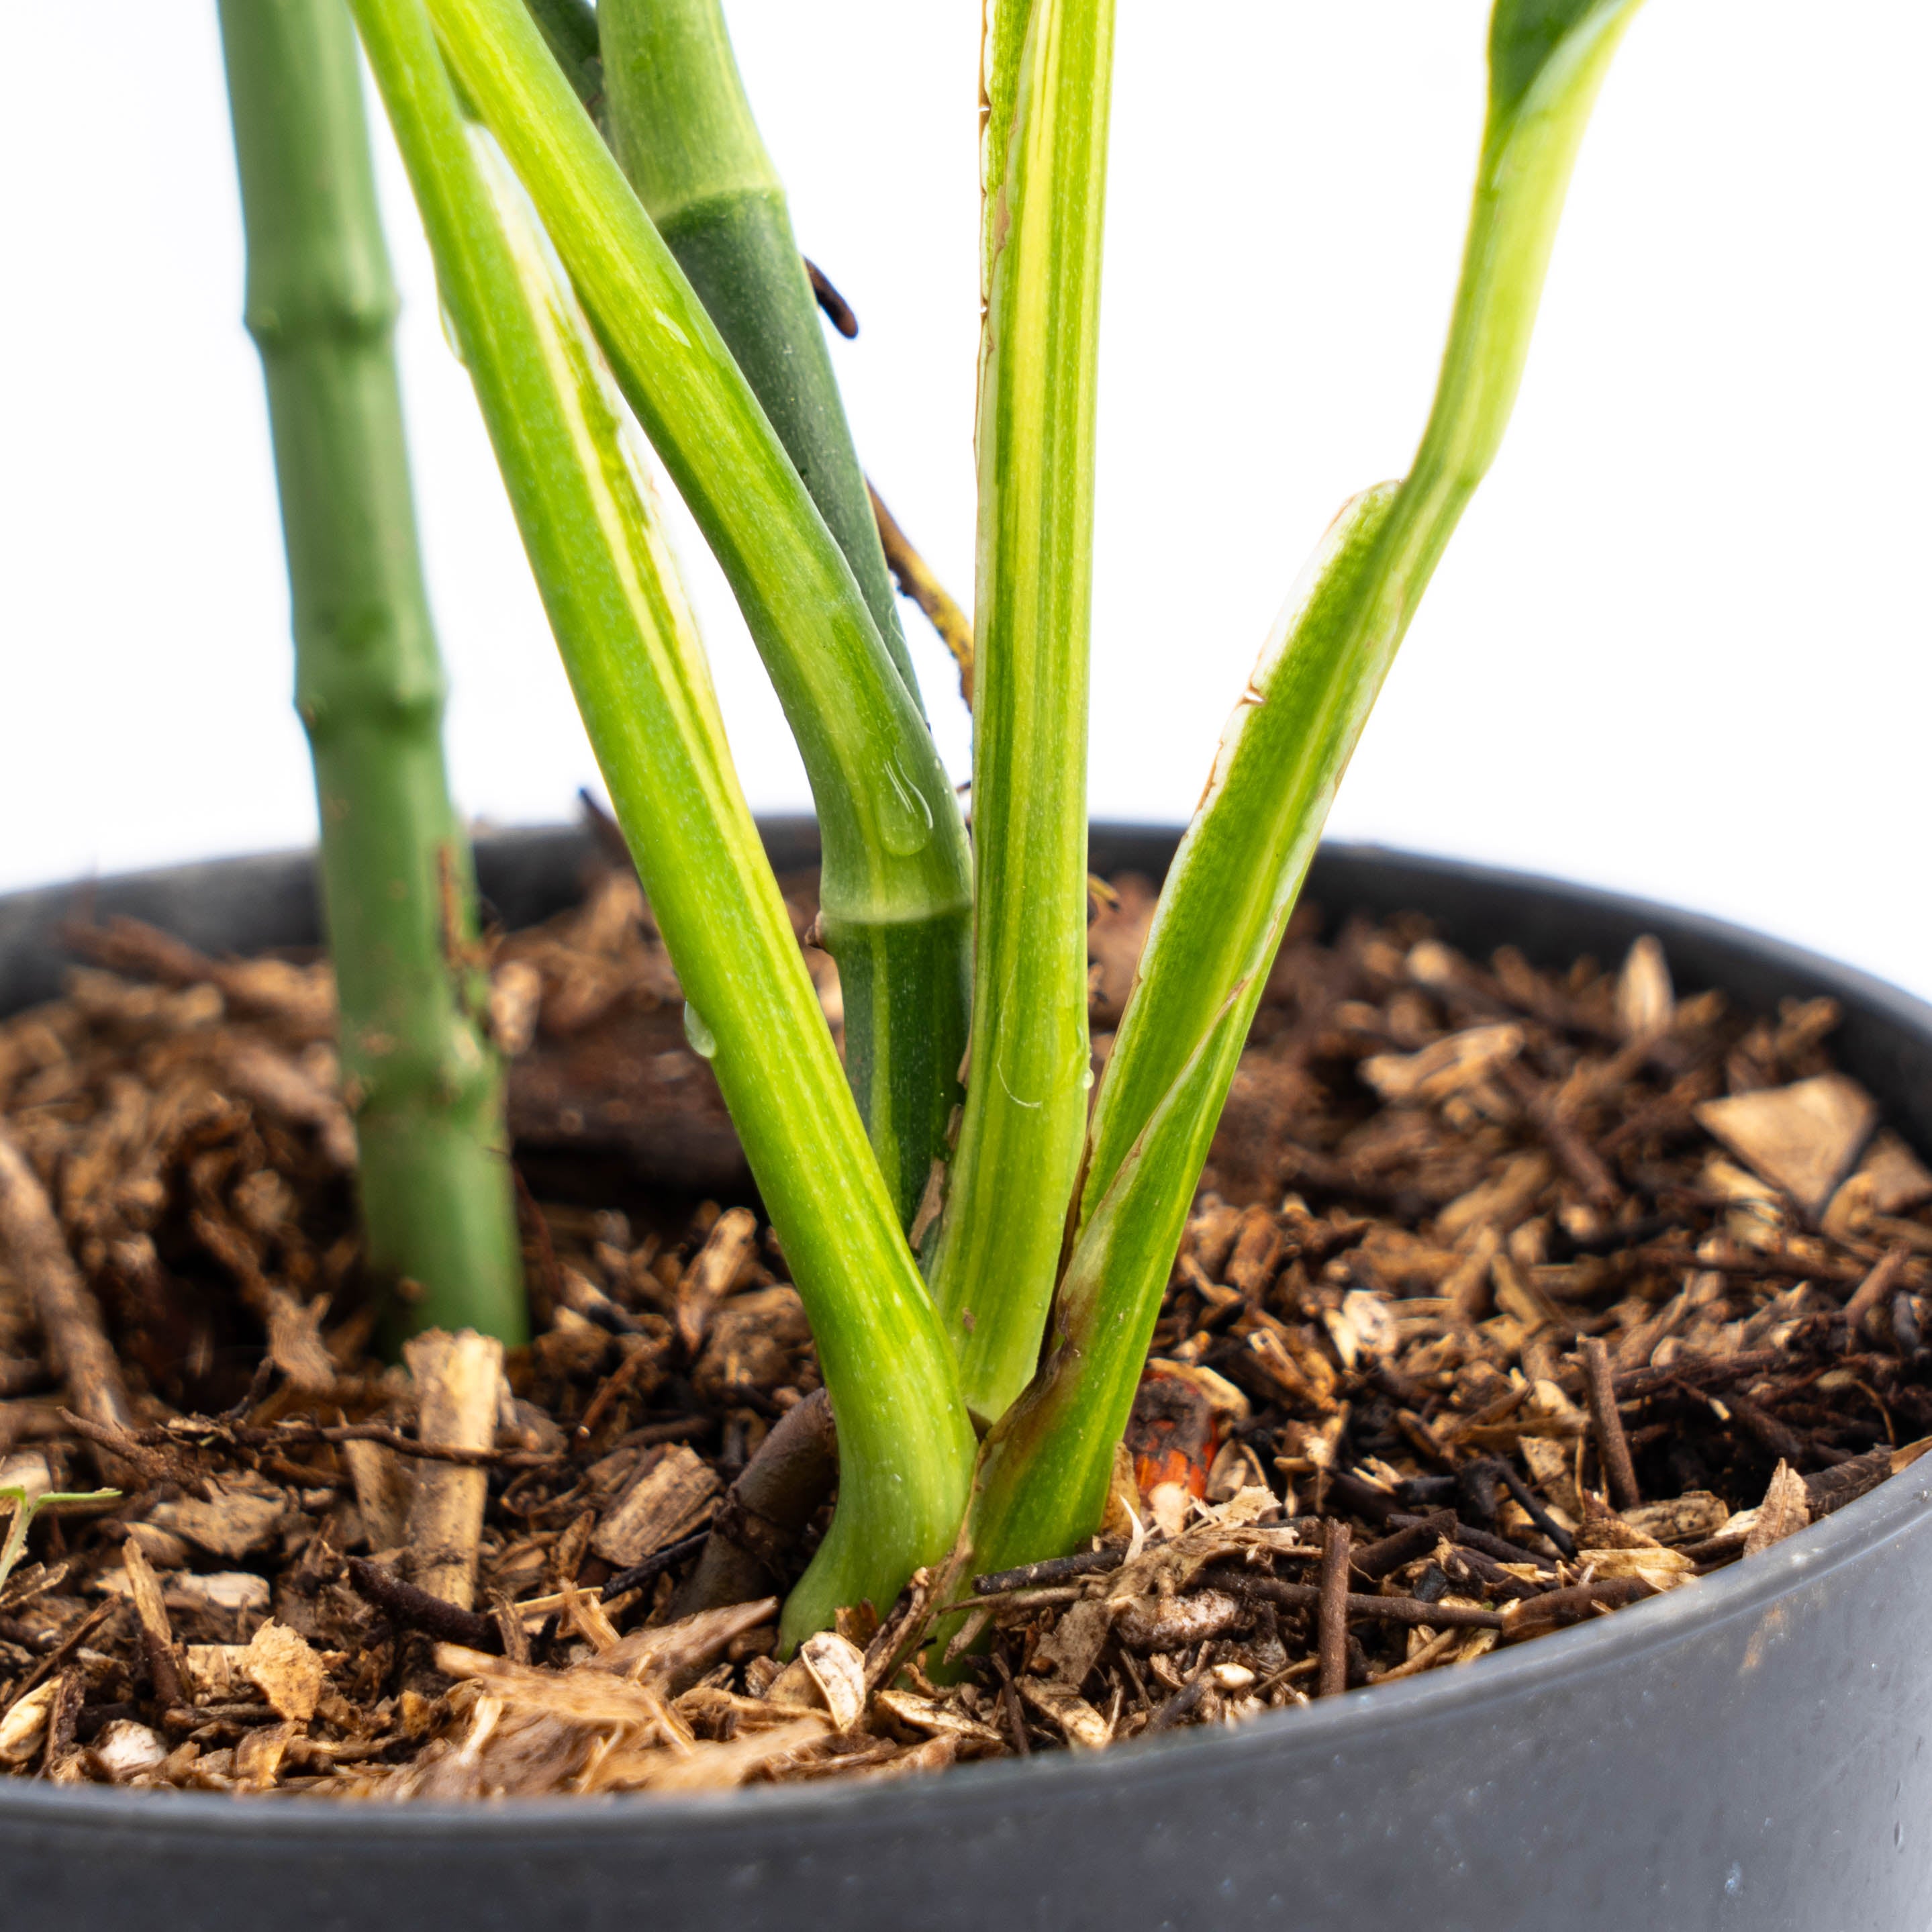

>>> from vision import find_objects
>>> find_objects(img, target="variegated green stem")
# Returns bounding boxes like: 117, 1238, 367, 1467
600, 0, 924, 715
345, 0, 974, 1643
1078, 489, 1396, 1220
965, 985, 1255, 1582
522, 0, 600, 114
975, 0, 1649, 1575
924, 0, 1115, 1422
422, 0, 973, 1232
1085, 0, 1649, 1224
217, 0, 524, 1346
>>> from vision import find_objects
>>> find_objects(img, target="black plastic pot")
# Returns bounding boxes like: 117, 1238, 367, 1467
2, 825, 1929, 1932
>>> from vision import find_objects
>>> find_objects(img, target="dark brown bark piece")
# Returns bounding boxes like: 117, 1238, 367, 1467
668, 1388, 838, 1619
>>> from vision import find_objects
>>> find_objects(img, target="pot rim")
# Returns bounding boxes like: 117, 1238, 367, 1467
1, 832, 1925, 1839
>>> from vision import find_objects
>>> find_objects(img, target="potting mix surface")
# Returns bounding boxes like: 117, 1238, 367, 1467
0, 847, 1926, 1797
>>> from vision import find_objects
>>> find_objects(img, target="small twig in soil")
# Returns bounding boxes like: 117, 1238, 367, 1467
1482, 1457, 1578, 1559
1839, 1245, 1911, 1343
1501, 1576, 1651, 1637
601, 1528, 712, 1602
803, 257, 859, 337
1222, 1575, 1506, 1632
1436, 1544, 1545, 1603
1498, 1060, 1621, 1208
1607, 1349, 1790, 1404
1317, 1521, 1351, 1697
119, 1535, 184, 1710
973, 1545, 1124, 1596
346, 1557, 498, 1652
215, 1420, 562, 1470
1581, 1336, 1641, 1510
1145, 1673, 1214, 1733
2, 1599, 118, 1714
1351, 1510, 1454, 1583
0, 1125, 134, 1470
990, 1648, 1029, 1757
1708, 1386, 1808, 1466
1386, 1511, 1558, 1574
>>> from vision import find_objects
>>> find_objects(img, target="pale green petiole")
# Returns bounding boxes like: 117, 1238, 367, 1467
924, 0, 1116, 1422
345, 0, 975, 1645
969, 0, 1651, 1576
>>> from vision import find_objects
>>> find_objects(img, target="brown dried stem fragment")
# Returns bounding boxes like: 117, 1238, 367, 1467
119, 1535, 184, 1710
1580, 1335, 1641, 1511
1839, 1244, 1911, 1342
803, 256, 859, 338
1317, 1522, 1351, 1698
868, 482, 975, 708
346, 1555, 497, 1651
1224, 1576, 1506, 1631
0, 1124, 133, 1468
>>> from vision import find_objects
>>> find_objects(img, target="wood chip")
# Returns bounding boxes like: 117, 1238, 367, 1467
1016, 1677, 1110, 1750
1856, 1132, 1932, 1216
1743, 1460, 1811, 1557
589, 1443, 720, 1569
675, 1206, 759, 1355
795, 1630, 867, 1732
1616, 935, 1674, 1039
242, 1619, 326, 1721
150, 1471, 285, 1560
403, 1329, 503, 1611
1696, 1075, 1878, 1219
0, 1121, 134, 1462
1361, 1024, 1524, 1106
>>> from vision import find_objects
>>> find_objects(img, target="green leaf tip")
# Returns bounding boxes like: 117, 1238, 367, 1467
1489, 0, 1649, 125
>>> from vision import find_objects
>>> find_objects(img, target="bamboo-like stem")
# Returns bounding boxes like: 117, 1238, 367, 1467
421, 0, 973, 1233
924, 0, 1115, 1420
969, 0, 1649, 1576
346, 0, 974, 1642
600, 0, 924, 716
216, 0, 524, 1346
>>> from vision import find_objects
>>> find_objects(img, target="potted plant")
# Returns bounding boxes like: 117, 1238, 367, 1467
1, 0, 1930, 1925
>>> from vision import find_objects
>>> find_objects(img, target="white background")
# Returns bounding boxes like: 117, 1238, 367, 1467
4, 5, 1929, 991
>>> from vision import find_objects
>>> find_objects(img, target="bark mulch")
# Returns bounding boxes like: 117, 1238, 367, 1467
0, 851, 1927, 1796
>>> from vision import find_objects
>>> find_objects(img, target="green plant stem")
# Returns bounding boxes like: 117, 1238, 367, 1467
599, 0, 924, 718
971, 0, 1649, 1575
522, 0, 601, 113
422, 0, 973, 1231
924, 0, 1115, 1421
345, 0, 974, 1643
965, 983, 1255, 1582
1085, 0, 1649, 1223
217, 0, 524, 1346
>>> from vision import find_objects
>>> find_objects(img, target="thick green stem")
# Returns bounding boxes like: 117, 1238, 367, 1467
345, 0, 973, 1640
423, 0, 973, 1231
924, 0, 1114, 1420
600, 0, 924, 715
971, 0, 1650, 1576
522, 0, 601, 113
217, 0, 524, 1346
